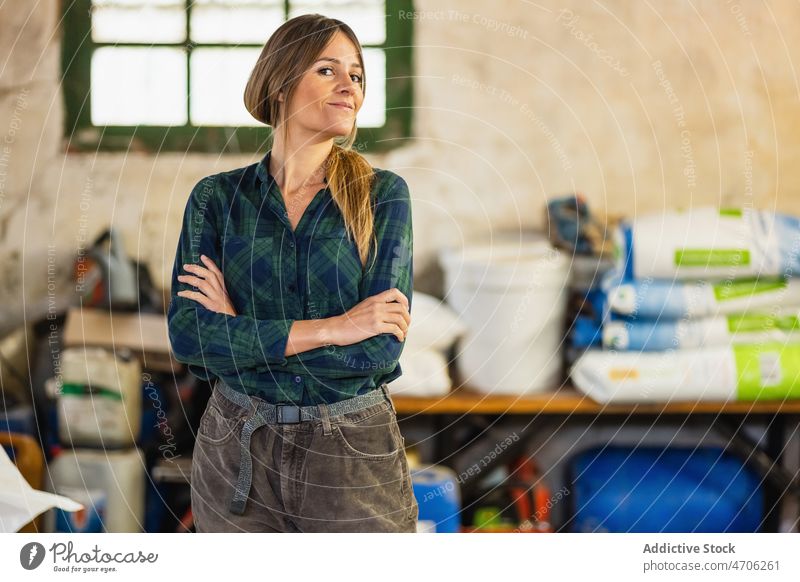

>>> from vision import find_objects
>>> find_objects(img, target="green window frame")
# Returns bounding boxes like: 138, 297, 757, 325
60, 0, 414, 154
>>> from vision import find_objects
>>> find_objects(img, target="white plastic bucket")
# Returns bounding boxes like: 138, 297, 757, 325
440, 241, 571, 394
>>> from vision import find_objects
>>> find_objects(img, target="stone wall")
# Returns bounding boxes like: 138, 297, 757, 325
2, 0, 799, 331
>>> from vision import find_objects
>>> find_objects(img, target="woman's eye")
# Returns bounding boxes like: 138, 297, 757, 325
318, 67, 362, 84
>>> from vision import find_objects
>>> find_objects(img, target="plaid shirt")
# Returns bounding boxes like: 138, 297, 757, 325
167, 150, 413, 405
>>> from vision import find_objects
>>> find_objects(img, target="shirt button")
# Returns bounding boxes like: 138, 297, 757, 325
294, 376, 302, 383
289, 240, 295, 248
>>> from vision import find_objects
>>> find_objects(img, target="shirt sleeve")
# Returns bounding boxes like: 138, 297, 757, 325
280, 173, 414, 383
166, 175, 296, 379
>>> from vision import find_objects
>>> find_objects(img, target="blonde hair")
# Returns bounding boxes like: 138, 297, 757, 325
244, 13, 377, 270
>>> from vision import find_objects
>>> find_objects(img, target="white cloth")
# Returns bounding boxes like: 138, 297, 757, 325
0, 446, 83, 532
404, 292, 468, 353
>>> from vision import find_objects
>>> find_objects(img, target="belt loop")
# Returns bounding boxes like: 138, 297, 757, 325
381, 383, 397, 414
318, 402, 333, 436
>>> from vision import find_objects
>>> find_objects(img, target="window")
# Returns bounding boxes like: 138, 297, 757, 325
60, 0, 414, 153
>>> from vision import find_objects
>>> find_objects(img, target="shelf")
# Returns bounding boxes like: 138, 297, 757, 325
392, 384, 800, 415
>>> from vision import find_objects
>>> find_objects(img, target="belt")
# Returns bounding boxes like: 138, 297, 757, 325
213, 379, 394, 515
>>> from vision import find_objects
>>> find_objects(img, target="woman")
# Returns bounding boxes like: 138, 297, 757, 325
167, 14, 417, 533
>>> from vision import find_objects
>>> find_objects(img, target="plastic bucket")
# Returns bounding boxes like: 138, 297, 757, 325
440, 241, 570, 394
48, 447, 145, 533
58, 347, 142, 448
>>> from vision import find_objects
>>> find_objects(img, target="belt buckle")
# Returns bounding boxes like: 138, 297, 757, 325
276, 404, 301, 424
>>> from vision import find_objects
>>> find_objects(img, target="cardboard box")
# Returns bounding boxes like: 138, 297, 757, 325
63, 307, 179, 372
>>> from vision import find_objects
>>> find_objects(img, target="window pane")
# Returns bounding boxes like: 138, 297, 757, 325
91, 47, 187, 126
91, 0, 186, 43
190, 0, 284, 44
357, 48, 384, 128
289, 0, 386, 45
190, 48, 262, 126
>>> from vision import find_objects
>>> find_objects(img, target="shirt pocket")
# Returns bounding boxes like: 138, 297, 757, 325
307, 224, 362, 318
221, 234, 275, 317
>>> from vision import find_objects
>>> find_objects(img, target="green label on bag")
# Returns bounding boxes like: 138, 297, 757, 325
60, 382, 123, 401
675, 249, 750, 267
712, 277, 787, 302
734, 343, 800, 400
719, 208, 743, 217
727, 313, 800, 333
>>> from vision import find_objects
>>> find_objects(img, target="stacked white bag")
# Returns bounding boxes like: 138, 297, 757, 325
572, 207, 800, 404
390, 292, 468, 397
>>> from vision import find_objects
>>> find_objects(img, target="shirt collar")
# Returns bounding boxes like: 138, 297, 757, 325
256, 149, 329, 186
256, 149, 271, 185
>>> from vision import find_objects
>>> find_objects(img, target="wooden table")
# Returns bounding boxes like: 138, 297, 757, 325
392, 382, 800, 532
393, 384, 800, 415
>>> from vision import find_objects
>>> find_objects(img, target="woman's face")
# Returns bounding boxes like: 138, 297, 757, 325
284, 31, 364, 139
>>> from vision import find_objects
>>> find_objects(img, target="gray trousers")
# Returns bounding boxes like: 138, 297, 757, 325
191, 382, 419, 532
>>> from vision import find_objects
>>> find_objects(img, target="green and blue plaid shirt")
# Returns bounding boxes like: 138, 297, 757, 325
167, 150, 413, 405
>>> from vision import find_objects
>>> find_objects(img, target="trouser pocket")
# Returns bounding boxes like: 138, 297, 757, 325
333, 400, 404, 460
295, 400, 416, 531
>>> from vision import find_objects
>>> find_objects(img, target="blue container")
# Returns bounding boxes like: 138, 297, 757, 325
411, 465, 461, 533
568, 445, 763, 532
0, 405, 36, 437
54, 487, 107, 533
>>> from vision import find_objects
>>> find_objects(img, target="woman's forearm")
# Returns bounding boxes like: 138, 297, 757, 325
284, 317, 338, 357
283, 289, 410, 358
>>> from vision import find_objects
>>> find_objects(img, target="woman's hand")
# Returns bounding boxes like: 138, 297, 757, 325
327, 288, 411, 345
176, 254, 237, 317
